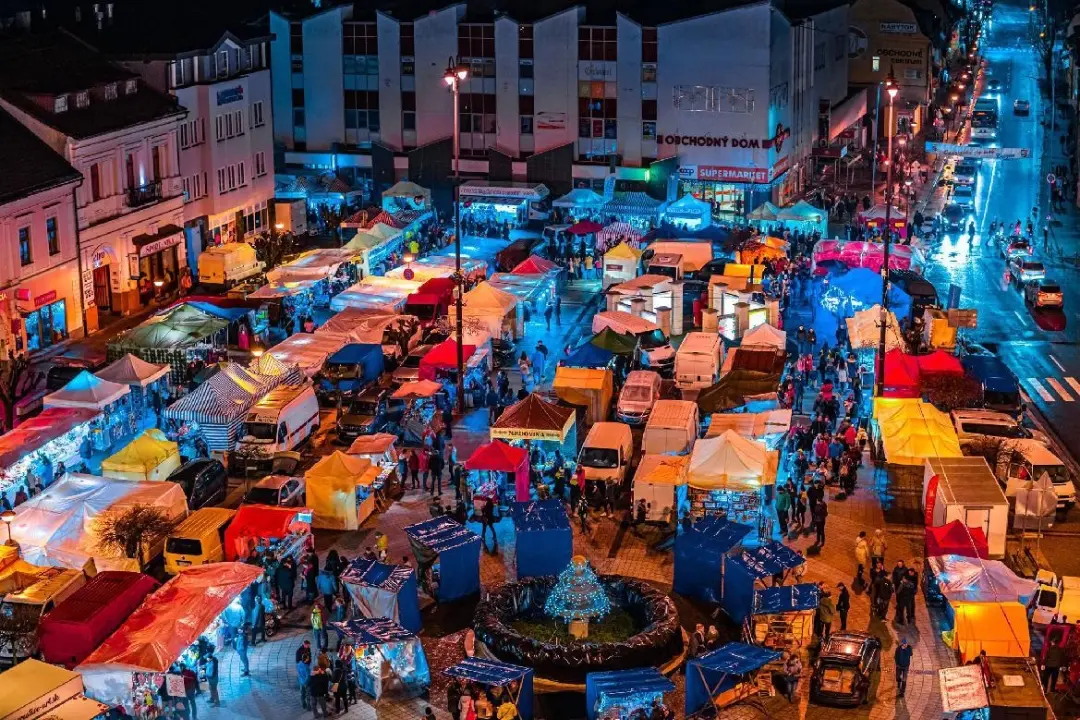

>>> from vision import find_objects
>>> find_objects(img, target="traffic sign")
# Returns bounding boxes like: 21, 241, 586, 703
1047, 173, 1057, 185
403, 268, 415, 280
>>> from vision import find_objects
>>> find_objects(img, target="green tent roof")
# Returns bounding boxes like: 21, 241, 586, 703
111, 304, 230, 350
589, 327, 638, 355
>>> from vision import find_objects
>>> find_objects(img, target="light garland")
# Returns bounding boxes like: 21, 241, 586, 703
544, 555, 611, 623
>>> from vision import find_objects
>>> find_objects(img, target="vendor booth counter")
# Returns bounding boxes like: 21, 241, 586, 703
305, 451, 379, 530
686, 642, 782, 717
750, 583, 821, 652
465, 440, 530, 506
673, 517, 753, 604
444, 658, 535, 720
585, 667, 675, 720
720, 542, 806, 623
404, 516, 481, 602
342, 557, 422, 633
330, 617, 430, 701
511, 500, 572, 579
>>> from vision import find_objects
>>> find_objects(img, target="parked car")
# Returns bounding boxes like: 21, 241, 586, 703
986, 78, 1002, 92
1002, 236, 1031, 260
336, 388, 389, 440
391, 345, 433, 386
950, 408, 1047, 446
1014, 98, 1030, 115
243, 475, 305, 507
1008, 257, 1046, 286
1024, 279, 1063, 308
166, 459, 229, 510
810, 632, 881, 706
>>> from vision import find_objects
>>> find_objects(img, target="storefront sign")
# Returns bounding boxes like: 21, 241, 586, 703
34, 290, 57, 308
216, 85, 244, 105
875, 47, 924, 66
458, 184, 545, 200
770, 155, 789, 181
536, 112, 566, 130
138, 232, 184, 258
880, 22, 918, 34
924, 473, 939, 525
490, 427, 566, 442
82, 269, 96, 309
925, 142, 1030, 159
578, 61, 616, 80
658, 125, 790, 151
696, 166, 769, 183
91, 249, 110, 268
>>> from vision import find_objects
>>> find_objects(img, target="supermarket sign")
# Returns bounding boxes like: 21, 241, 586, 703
925, 142, 1030, 160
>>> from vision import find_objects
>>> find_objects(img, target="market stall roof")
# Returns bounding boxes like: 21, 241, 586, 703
553, 367, 613, 425
0, 406, 98, 469
882, 348, 922, 395
511, 499, 570, 533
77, 563, 263, 673
95, 353, 170, 388
590, 327, 639, 355
490, 393, 576, 442
586, 667, 675, 704
597, 222, 645, 243
331, 617, 417, 646
248, 278, 322, 299
306, 450, 369, 482
928, 555, 1038, 605
383, 180, 431, 201
341, 557, 414, 593
917, 349, 965, 376
346, 433, 398, 457
846, 306, 905, 351
181, 300, 251, 323
444, 658, 532, 686
603, 242, 643, 261
738, 323, 786, 351
687, 516, 754, 550
419, 340, 477, 380
463, 281, 520, 315
552, 187, 605, 208
568, 220, 604, 235
404, 516, 479, 554
224, 504, 311, 560
926, 520, 989, 559
391, 380, 444, 399
688, 429, 775, 490
111, 303, 229, 350
706, 409, 792, 440
747, 201, 781, 221
694, 642, 782, 674
165, 361, 274, 424
732, 541, 805, 578
0, 658, 108, 720
776, 200, 826, 222
267, 333, 348, 377
564, 341, 614, 369
317, 309, 416, 345
44, 370, 130, 410
696, 370, 780, 414
754, 583, 821, 614
327, 342, 384, 366
512, 255, 558, 274
601, 191, 666, 217
464, 440, 528, 473
100, 429, 181, 481
634, 454, 690, 486
950, 601, 1030, 663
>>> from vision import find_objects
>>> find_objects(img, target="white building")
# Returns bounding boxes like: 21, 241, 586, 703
0, 109, 83, 354
0, 33, 187, 330
269, 0, 853, 211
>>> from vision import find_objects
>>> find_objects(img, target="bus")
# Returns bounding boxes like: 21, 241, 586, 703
971, 97, 999, 141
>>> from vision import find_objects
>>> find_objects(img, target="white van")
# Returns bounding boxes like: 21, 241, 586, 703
578, 422, 634, 485
592, 311, 675, 374
642, 399, 700, 455
237, 384, 321, 457
617, 370, 662, 425
675, 332, 722, 390
997, 439, 1076, 510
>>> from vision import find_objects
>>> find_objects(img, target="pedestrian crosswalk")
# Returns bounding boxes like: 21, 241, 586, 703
1024, 376, 1080, 402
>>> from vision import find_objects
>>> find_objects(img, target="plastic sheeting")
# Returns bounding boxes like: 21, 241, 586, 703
927, 554, 1038, 606
101, 429, 182, 482
926, 520, 989, 559
673, 517, 752, 603
754, 583, 821, 614
44, 370, 130, 411
511, 500, 572, 579
444, 659, 535, 720
404, 516, 481, 601
267, 333, 349, 378
685, 642, 782, 716
341, 558, 422, 633
331, 618, 430, 697
585, 668, 675, 720
7, 474, 189, 573
553, 367, 613, 425
305, 452, 374, 530
0, 407, 97, 469
565, 342, 615, 369
950, 601, 1030, 662
877, 400, 963, 465
224, 504, 312, 561
696, 370, 780, 414
721, 543, 806, 623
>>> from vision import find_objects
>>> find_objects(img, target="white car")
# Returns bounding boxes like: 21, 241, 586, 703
1008, 256, 1046, 285
1014, 99, 1030, 115
952, 162, 978, 186
952, 184, 976, 210
951, 408, 1048, 446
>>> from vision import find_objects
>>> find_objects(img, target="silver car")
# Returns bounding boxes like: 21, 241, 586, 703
391, 344, 433, 385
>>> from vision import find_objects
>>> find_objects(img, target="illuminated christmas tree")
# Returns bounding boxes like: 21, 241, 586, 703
544, 555, 610, 639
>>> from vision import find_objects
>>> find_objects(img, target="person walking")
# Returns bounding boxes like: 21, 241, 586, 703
1043, 639, 1067, 692
296, 649, 312, 711
480, 497, 498, 551
775, 486, 791, 537
854, 531, 869, 587
311, 603, 328, 651
202, 650, 220, 707
870, 528, 887, 567
407, 449, 420, 490
783, 652, 803, 703
894, 638, 913, 698
812, 499, 828, 547
577, 495, 590, 534
895, 565, 916, 626
430, 450, 445, 496
235, 624, 250, 677
836, 582, 850, 630
554, 295, 562, 326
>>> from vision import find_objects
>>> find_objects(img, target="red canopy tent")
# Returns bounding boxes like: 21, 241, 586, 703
512, 255, 558, 275
419, 339, 477, 381
926, 519, 989, 559
882, 348, 921, 398
417, 277, 457, 297
465, 440, 530, 500
568, 220, 603, 236
916, 349, 964, 377
224, 504, 312, 560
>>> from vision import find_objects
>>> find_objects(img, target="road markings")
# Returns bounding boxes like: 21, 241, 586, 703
1014, 310, 1028, 325
1066, 377, 1080, 397
1046, 378, 1075, 402
1027, 378, 1055, 402
1051, 355, 1066, 373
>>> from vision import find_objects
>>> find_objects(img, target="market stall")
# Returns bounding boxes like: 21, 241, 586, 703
347, 433, 401, 497
696, 370, 780, 414
601, 243, 644, 288
418, 339, 478, 383
596, 222, 646, 252
490, 394, 577, 465
552, 187, 605, 213
705, 410, 792, 450
404, 516, 481, 602
746, 201, 780, 226
249, 277, 329, 313
687, 429, 778, 528
858, 204, 908, 238
876, 400, 963, 466
663, 194, 713, 230
330, 618, 430, 700
926, 520, 990, 560
845, 306, 905, 363
458, 181, 549, 231
44, 371, 134, 451
601, 192, 666, 227
444, 658, 534, 720
737, 322, 786, 352
922, 457, 1005, 557
343, 223, 407, 278
721, 543, 806, 623
107, 303, 232, 382
511, 499, 572, 580
464, 440, 530, 506
673, 516, 753, 604
775, 200, 827, 237
0, 658, 109, 720
0, 407, 98, 498
305, 451, 378, 530
267, 333, 348, 379
101, 429, 182, 482
685, 643, 782, 717
330, 276, 422, 313
553, 367, 613, 426
926, 555, 1037, 614
585, 667, 675, 720
198, 242, 263, 287
341, 557, 422, 633
7, 473, 188, 573
750, 583, 820, 652
223, 503, 312, 562
267, 248, 357, 288
77, 563, 264, 713
949, 601, 1031, 662
382, 180, 432, 213
512, 254, 558, 276
95, 353, 171, 421
632, 455, 689, 523
451, 282, 521, 340
823, 268, 912, 321
391, 380, 446, 444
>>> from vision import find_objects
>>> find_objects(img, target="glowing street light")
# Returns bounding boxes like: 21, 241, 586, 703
444, 56, 470, 414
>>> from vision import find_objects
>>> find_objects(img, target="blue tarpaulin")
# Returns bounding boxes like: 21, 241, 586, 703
585, 668, 675, 720
404, 516, 481, 601
331, 618, 430, 699
179, 301, 251, 322
320, 343, 385, 394
825, 267, 912, 320
720, 542, 805, 622
754, 583, 821, 615
444, 659, 535, 720
673, 517, 753, 604
565, 342, 615, 369
741, 542, 805, 577
341, 558, 422, 633
685, 642, 782, 716
511, 500, 572, 579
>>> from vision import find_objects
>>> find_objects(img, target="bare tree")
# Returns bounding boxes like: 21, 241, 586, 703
921, 374, 983, 412
0, 352, 43, 432
95, 504, 181, 565
0, 606, 39, 663
965, 436, 1010, 474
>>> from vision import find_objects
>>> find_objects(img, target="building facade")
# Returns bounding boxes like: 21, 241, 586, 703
270, 0, 851, 209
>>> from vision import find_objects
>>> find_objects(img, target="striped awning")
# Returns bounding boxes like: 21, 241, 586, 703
601, 192, 665, 217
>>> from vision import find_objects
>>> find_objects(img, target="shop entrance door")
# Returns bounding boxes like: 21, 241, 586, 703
93, 265, 112, 311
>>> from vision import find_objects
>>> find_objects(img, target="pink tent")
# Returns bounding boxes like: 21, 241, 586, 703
813, 240, 842, 264
465, 440, 530, 500
917, 350, 964, 377
882, 349, 922, 398
838, 241, 872, 265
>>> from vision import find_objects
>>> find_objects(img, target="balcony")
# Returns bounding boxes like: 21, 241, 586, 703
126, 181, 162, 208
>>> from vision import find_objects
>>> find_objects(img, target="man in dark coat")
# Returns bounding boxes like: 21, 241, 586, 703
276, 557, 297, 610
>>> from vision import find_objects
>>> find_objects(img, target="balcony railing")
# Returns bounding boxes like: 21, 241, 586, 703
126, 181, 162, 208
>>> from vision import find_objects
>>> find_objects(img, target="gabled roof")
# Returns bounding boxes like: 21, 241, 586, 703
0, 107, 80, 206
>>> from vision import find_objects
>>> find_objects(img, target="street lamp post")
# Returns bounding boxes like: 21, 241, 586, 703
876, 70, 899, 398
445, 57, 469, 414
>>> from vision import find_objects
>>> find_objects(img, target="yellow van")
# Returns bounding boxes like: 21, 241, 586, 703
164, 507, 235, 574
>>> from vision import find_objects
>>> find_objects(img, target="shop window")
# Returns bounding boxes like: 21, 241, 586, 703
26, 299, 67, 351
578, 26, 617, 61
519, 25, 533, 59
642, 27, 657, 64
18, 226, 31, 266
46, 217, 59, 256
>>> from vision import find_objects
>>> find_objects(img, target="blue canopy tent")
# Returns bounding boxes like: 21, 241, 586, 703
720, 542, 805, 622
822, 267, 912, 320
404, 516, 481, 601
564, 342, 616, 369
444, 658, 535, 720
751, 583, 821, 649
331, 617, 430, 700
318, 342, 385, 396
179, 300, 252, 323
585, 668, 675, 720
511, 500, 572, 579
340, 557, 422, 633
685, 642, 782, 717
673, 517, 753, 603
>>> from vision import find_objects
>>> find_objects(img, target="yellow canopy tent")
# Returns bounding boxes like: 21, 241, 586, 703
100, 429, 182, 482
949, 601, 1030, 662
632, 454, 689, 522
874, 399, 956, 436
602, 242, 643, 288
875, 399, 962, 465
553, 367, 614, 425
718, 263, 767, 280
304, 451, 375, 530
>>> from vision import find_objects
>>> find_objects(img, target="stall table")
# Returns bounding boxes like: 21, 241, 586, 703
331, 618, 430, 701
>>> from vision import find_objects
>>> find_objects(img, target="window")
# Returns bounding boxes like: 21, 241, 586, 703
54, 95, 67, 113
520, 116, 533, 134
290, 23, 303, 54
642, 27, 657, 64
89, 163, 101, 201
217, 167, 227, 195
519, 25, 533, 59
642, 99, 657, 121
75, 91, 89, 108
400, 23, 414, 56
578, 27, 617, 62
673, 86, 755, 113
872, 56, 880, 72
179, 119, 204, 148
216, 111, 244, 140
233, 109, 244, 136
403, 112, 416, 131
104, 83, 118, 100
459, 93, 497, 157
125, 79, 137, 95
642, 64, 657, 83
217, 50, 229, 78
577, 96, 617, 160
182, 171, 207, 202
642, 121, 656, 141
401, 58, 415, 76
519, 95, 534, 116
18, 226, 31, 266
151, 145, 162, 181
343, 22, 378, 55
458, 23, 495, 59
237, 161, 246, 187
519, 60, 534, 79
46, 217, 59, 255
254, 151, 267, 177
344, 90, 380, 136
243, 47, 253, 70
252, 101, 265, 127
215, 114, 225, 141
402, 91, 416, 131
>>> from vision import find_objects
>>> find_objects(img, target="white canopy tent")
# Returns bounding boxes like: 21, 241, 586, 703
450, 281, 520, 339
663, 194, 713, 229
552, 187, 605, 210
382, 180, 432, 212
776, 200, 828, 236
268, 333, 349, 377
738, 323, 786, 351
846, 306, 904, 351
95, 354, 170, 388
44, 370, 130, 411
267, 248, 354, 283
688, 429, 778, 491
